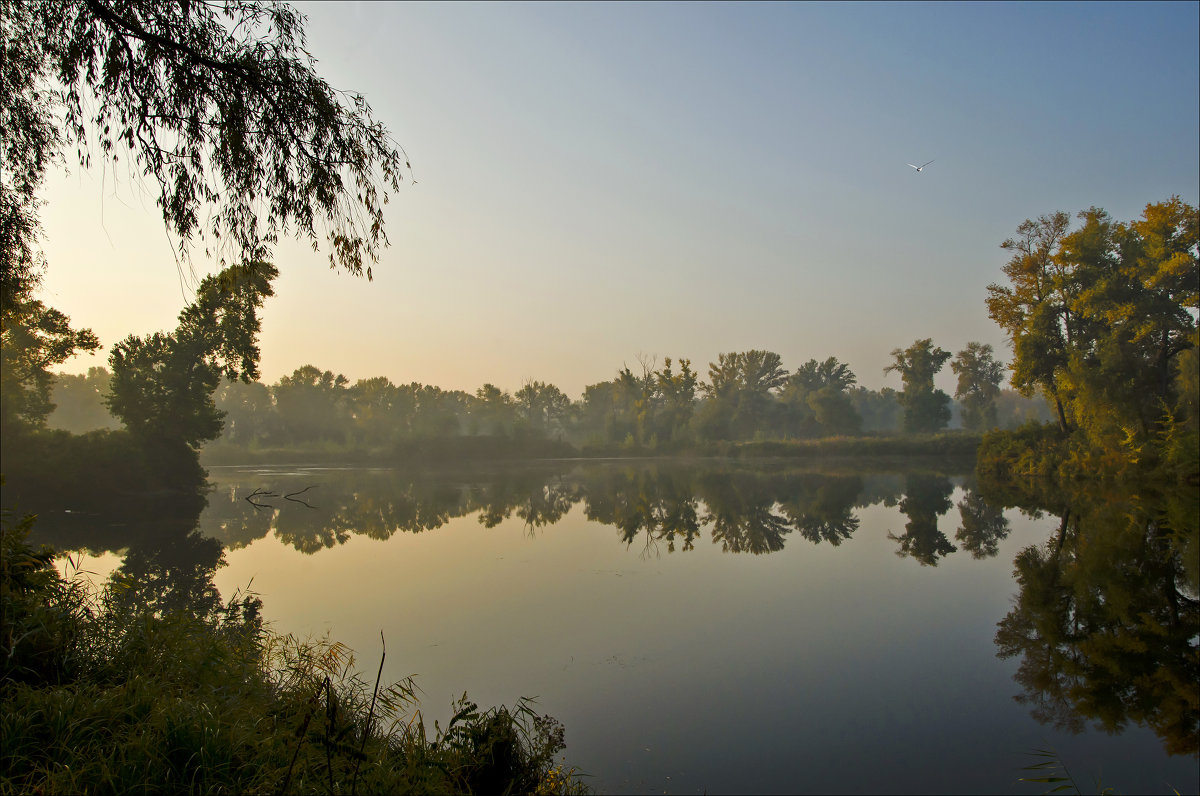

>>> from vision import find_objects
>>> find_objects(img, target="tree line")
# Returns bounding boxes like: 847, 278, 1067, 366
36, 342, 1053, 455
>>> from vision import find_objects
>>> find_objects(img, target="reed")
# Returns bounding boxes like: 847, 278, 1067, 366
1, 514, 589, 795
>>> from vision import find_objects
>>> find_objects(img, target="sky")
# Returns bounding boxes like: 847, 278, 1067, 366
37, 1, 1200, 397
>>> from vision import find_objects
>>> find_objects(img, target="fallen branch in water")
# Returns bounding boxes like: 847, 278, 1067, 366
285, 486, 319, 509
245, 488, 277, 510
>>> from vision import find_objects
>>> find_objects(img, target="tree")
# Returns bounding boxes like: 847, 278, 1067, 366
107, 261, 277, 449
698, 350, 788, 440
985, 212, 1075, 431
987, 199, 1199, 470
951, 342, 1005, 431
781, 357, 861, 437
272, 364, 350, 444
884, 339, 952, 433
654, 357, 698, 443
1, 293, 99, 431
2, 0, 408, 441
46, 366, 121, 433
347, 376, 402, 445
848, 386, 902, 432
213, 378, 277, 445
4, 0, 408, 276
471, 383, 515, 436
513, 381, 570, 439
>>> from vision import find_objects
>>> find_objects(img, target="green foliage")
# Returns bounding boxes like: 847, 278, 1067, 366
107, 262, 277, 450
986, 198, 1199, 478
697, 350, 789, 440
0, 516, 588, 795
951, 342, 1004, 431
0, 261, 99, 431
4, 0, 409, 275
780, 357, 862, 437
992, 485, 1199, 757
885, 338, 952, 433
975, 422, 1069, 483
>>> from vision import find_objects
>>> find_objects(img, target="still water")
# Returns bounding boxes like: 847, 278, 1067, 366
39, 460, 1199, 794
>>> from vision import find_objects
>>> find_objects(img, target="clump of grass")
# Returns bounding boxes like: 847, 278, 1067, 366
1, 512, 590, 794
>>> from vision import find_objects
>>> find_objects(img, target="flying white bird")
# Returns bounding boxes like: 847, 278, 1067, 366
907, 159, 935, 172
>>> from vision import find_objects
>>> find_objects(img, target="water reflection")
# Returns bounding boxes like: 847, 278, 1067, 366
193, 463, 987, 562
983, 480, 1199, 757
888, 473, 958, 565
24, 460, 1197, 763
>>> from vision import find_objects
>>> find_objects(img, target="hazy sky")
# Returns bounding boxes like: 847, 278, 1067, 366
38, 1, 1200, 397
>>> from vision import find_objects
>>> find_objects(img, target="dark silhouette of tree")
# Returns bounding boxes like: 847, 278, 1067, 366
0, 271, 99, 432
954, 486, 1010, 558
887, 473, 955, 565
778, 474, 863, 546
107, 262, 276, 451
5, 0, 409, 275
884, 339, 952, 433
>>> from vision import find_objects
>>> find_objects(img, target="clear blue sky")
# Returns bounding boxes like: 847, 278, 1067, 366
40, 1, 1200, 396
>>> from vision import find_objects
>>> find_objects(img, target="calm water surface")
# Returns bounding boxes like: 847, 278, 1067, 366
39, 460, 1200, 794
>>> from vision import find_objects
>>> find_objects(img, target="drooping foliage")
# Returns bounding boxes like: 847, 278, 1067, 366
4, 0, 409, 276
1, 0, 408, 448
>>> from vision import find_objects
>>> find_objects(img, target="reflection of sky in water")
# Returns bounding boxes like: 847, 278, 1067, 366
54, 549, 124, 592
197, 471, 1196, 796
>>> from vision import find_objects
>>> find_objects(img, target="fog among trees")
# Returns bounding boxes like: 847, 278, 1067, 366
46, 347, 1056, 453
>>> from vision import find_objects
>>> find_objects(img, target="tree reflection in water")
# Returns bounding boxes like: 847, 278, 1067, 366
27, 461, 1197, 759
988, 483, 1199, 757
887, 473, 956, 566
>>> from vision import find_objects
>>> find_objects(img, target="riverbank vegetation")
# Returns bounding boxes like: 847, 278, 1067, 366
20, 351, 1042, 470
1, 514, 588, 794
0, 1, 594, 791
979, 198, 1198, 486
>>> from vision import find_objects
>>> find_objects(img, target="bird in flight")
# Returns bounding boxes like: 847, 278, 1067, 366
907, 159, 935, 172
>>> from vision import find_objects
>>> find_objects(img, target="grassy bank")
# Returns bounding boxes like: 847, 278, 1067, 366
0, 515, 589, 795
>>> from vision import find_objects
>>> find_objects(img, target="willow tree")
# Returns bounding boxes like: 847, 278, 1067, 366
1, 0, 409, 432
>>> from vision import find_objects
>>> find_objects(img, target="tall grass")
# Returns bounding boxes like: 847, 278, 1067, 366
1, 513, 589, 794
